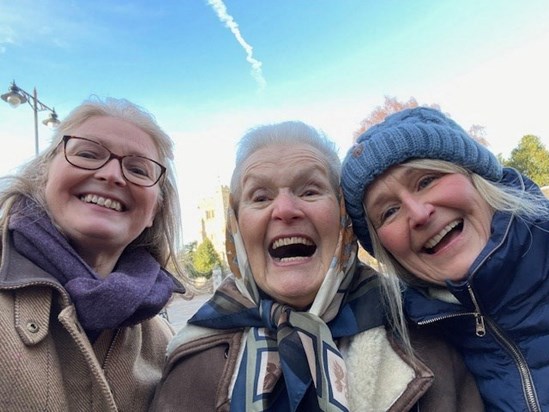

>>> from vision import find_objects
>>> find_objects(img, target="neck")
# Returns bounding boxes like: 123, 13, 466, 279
72, 245, 122, 277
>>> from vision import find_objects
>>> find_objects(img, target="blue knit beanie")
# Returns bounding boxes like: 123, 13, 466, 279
341, 107, 503, 255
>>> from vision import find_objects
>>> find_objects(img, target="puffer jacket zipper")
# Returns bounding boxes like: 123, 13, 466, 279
419, 284, 540, 412
466, 284, 540, 412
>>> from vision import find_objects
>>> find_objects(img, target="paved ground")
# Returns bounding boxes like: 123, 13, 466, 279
165, 292, 213, 332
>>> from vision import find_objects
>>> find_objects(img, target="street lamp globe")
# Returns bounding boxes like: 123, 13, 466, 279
1, 84, 28, 108
43, 109, 61, 128
2, 81, 59, 156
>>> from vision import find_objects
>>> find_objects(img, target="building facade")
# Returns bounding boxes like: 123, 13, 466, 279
198, 184, 230, 265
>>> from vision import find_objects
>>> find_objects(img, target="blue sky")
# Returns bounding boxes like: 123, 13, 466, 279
2, 0, 549, 243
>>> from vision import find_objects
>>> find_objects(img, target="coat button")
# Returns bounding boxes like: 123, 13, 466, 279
27, 322, 39, 333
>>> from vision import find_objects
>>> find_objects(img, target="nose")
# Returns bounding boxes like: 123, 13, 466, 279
403, 195, 434, 228
272, 191, 303, 222
94, 158, 126, 185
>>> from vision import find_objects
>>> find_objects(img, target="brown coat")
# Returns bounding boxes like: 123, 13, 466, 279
151, 323, 484, 412
0, 231, 174, 412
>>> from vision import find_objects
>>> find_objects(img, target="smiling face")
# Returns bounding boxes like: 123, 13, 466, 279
236, 143, 340, 308
45, 115, 161, 275
365, 165, 494, 285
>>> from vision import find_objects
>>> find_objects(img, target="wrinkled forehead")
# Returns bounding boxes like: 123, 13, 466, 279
232, 143, 335, 203
244, 143, 327, 174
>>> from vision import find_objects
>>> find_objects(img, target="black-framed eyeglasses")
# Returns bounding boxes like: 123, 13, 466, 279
62, 135, 166, 187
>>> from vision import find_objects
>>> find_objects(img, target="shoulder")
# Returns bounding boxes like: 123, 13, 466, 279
137, 315, 176, 348
409, 324, 485, 411
345, 326, 433, 411
166, 327, 244, 372
151, 328, 244, 412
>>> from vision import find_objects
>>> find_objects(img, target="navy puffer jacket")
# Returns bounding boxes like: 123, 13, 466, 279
404, 168, 549, 412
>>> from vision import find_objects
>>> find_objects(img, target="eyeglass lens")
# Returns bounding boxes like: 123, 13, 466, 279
64, 136, 163, 186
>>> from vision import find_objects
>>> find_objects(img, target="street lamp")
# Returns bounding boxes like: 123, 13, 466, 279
1, 80, 60, 156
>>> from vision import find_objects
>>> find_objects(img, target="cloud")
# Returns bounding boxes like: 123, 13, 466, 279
206, 0, 266, 91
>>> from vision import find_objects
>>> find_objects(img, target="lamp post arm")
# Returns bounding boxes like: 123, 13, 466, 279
2, 81, 59, 157
15, 86, 56, 113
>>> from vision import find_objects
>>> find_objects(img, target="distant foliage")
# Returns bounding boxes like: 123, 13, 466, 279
502, 135, 549, 186
193, 238, 222, 279
354, 96, 440, 139
354, 96, 492, 148
175, 241, 200, 278
467, 124, 490, 146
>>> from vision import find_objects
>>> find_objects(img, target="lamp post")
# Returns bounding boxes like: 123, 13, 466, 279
1, 80, 60, 156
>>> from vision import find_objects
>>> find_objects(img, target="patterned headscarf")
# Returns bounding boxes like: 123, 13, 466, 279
184, 192, 385, 411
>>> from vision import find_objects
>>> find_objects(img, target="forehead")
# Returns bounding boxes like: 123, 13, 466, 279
70, 115, 158, 155
241, 143, 329, 182
365, 165, 414, 202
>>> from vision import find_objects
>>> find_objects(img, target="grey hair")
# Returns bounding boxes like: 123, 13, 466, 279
229, 119, 414, 355
230, 120, 341, 210
367, 158, 549, 287
0, 96, 190, 286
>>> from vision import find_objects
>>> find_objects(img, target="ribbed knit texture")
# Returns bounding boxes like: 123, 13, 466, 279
341, 107, 503, 254
8, 197, 174, 340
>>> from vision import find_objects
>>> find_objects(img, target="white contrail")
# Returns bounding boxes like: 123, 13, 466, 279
206, 0, 266, 91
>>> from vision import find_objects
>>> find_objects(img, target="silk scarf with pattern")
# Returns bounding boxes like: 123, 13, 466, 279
188, 194, 386, 411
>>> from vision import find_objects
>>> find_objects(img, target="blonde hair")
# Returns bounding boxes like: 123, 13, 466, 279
367, 159, 549, 287
0, 96, 192, 289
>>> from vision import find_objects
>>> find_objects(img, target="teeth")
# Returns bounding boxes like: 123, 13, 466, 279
424, 220, 460, 249
279, 256, 308, 263
272, 236, 313, 249
81, 194, 122, 211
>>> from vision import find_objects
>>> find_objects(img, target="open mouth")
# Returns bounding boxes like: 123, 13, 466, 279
423, 219, 463, 254
269, 236, 317, 262
80, 194, 124, 212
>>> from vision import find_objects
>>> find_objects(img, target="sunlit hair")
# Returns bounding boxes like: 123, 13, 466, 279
229, 120, 341, 211
229, 119, 413, 354
0, 96, 190, 286
366, 158, 549, 288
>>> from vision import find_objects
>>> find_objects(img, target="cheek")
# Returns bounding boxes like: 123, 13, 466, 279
44, 168, 67, 209
318, 201, 340, 237
377, 224, 408, 255
237, 210, 262, 248
145, 192, 162, 227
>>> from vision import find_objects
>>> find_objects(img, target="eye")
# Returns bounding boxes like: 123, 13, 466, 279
250, 190, 270, 203
66, 139, 107, 162
301, 188, 320, 197
417, 174, 440, 190
299, 180, 329, 198
379, 205, 399, 225
253, 194, 268, 202
77, 150, 99, 160
124, 157, 154, 178
126, 165, 149, 177
74, 146, 103, 160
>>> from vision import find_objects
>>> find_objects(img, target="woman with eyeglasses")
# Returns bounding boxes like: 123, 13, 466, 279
0, 97, 191, 411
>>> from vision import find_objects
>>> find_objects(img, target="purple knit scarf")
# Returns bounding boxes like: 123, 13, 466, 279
8, 198, 174, 338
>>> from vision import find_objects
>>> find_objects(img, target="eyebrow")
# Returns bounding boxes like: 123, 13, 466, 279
243, 163, 328, 185
364, 167, 417, 212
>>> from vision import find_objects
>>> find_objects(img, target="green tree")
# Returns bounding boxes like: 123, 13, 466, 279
174, 241, 201, 279
193, 238, 222, 279
503, 135, 549, 186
